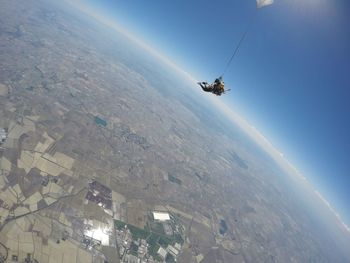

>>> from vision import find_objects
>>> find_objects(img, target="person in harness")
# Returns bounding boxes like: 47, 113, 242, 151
197, 2, 274, 97
198, 77, 228, 96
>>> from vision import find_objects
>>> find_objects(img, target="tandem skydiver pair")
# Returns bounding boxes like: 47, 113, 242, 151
198, 0, 273, 96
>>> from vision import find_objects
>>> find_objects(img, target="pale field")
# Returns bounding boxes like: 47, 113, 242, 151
14, 206, 30, 217
0, 157, 12, 171
0, 188, 18, 206
18, 150, 74, 177
2, 216, 93, 263
0, 83, 8, 96
166, 205, 211, 229
7, 119, 35, 140
59, 212, 72, 227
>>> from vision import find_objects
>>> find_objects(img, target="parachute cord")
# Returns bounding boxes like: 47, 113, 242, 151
221, 9, 258, 77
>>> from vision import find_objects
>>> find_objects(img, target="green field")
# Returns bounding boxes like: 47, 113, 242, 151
158, 236, 172, 247
148, 234, 160, 258
115, 220, 127, 229
150, 222, 165, 235
174, 233, 184, 245
115, 220, 149, 240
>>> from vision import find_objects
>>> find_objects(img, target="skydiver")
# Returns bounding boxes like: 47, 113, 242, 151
198, 77, 227, 96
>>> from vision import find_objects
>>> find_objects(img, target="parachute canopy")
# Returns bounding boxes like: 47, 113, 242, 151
256, 0, 273, 8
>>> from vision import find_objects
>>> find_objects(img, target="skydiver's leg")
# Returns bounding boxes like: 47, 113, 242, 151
202, 86, 213, 92
197, 82, 204, 89
198, 82, 212, 92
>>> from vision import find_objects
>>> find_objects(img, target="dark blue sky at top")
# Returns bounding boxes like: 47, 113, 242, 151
80, 0, 350, 223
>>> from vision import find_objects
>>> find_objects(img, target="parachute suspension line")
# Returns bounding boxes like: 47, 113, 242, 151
221, 9, 258, 77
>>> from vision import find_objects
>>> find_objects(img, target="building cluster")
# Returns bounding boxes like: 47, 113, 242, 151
115, 211, 184, 263
116, 226, 133, 259
82, 234, 101, 250
157, 243, 181, 262
116, 225, 161, 263
152, 210, 183, 239
151, 211, 183, 261
85, 180, 112, 210
83, 219, 112, 248
152, 212, 174, 236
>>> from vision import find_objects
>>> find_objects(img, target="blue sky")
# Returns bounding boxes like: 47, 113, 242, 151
77, 0, 350, 223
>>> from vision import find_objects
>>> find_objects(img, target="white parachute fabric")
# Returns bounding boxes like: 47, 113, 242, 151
256, 0, 274, 8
